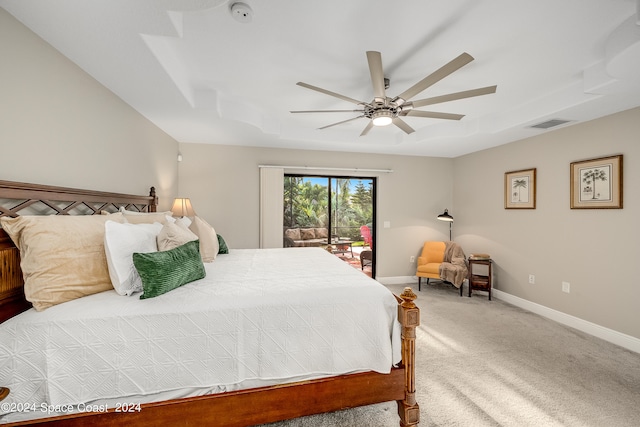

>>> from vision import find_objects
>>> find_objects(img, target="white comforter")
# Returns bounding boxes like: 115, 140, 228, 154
0, 248, 401, 421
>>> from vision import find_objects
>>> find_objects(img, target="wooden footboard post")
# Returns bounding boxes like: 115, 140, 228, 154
397, 287, 420, 426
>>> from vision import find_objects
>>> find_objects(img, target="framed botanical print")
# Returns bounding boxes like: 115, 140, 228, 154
505, 168, 536, 209
570, 155, 623, 209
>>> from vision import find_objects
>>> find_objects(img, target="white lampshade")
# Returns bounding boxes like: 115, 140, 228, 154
171, 198, 196, 217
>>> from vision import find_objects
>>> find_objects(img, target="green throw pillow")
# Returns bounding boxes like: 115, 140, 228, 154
217, 234, 229, 254
133, 240, 206, 299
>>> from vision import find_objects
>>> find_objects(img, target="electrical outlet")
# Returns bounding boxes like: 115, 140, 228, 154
409, 256, 415, 263
562, 281, 570, 293
528, 274, 535, 284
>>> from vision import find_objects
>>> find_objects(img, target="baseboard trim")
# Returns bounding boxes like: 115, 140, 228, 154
493, 289, 640, 354
377, 276, 416, 285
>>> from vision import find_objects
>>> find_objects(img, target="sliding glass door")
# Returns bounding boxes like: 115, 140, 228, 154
283, 174, 376, 275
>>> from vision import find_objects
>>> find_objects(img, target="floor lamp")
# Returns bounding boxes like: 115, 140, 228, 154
437, 209, 454, 241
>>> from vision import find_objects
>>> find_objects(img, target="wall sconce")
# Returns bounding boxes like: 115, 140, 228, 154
437, 208, 454, 241
171, 198, 196, 217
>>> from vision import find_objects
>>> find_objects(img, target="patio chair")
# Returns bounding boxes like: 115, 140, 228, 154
360, 225, 372, 248
360, 225, 373, 269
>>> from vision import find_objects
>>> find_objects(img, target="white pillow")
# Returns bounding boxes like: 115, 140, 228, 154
104, 220, 163, 295
118, 207, 173, 224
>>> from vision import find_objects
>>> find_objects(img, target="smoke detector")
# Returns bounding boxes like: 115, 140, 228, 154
230, 2, 253, 23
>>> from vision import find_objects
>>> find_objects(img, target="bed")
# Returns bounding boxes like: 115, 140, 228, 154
0, 180, 420, 426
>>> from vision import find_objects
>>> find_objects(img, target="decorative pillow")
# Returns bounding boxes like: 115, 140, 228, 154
300, 228, 316, 240
119, 207, 173, 224
217, 234, 229, 254
188, 216, 219, 262
0, 213, 124, 311
157, 221, 198, 252
134, 240, 205, 299
104, 221, 163, 296
175, 216, 192, 229
284, 228, 301, 241
314, 228, 328, 239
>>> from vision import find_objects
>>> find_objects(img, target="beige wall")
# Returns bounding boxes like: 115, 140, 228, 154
453, 107, 640, 339
0, 8, 178, 210
177, 143, 454, 277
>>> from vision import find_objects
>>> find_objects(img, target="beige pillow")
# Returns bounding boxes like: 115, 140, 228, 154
284, 228, 301, 240
188, 216, 219, 262
314, 228, 328, 239
119, 207, 173, 224
0, 213, 124, 311
300, 228, 316, 240
157, 221, 198, 252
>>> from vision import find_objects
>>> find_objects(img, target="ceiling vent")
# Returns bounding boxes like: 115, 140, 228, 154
528, 119, 572, 130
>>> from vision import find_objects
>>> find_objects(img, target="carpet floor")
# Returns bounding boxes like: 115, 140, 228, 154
261, 281, 640, 426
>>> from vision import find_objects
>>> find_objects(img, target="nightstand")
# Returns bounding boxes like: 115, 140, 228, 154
468, 258, 492, 300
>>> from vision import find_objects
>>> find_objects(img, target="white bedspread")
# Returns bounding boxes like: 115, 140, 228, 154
0, 248, 401, 421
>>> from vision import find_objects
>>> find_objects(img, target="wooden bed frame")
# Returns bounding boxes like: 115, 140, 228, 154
0, 180, 420, 427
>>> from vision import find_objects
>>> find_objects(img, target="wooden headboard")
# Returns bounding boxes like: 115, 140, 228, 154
0, 180, 157, 322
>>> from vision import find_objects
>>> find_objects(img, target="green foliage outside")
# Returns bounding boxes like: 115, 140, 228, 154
283, 176, 373, 241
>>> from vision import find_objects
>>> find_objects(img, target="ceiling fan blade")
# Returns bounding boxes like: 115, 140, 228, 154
360, 121, 374, 136
296, 82, 365, 105
394, 52, 474, 102
291, 109, 365, 113
402, 110, 465, 120
318, 115, 365, 130
366, 51, 386, 99
411, 85, 497, 108
392, 118, 415, 134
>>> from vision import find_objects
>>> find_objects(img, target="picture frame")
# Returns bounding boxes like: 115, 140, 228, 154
505, 168, 536, 209
570, 154, 623, 209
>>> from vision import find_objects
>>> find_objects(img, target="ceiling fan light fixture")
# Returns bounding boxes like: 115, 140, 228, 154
372, 110, 393, 126
293, 50, 496, 135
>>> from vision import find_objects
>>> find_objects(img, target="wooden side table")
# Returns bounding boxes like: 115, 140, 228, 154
468, 258, 492, 300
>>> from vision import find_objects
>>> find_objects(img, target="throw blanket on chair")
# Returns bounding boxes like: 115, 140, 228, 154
439, 242, 468, 288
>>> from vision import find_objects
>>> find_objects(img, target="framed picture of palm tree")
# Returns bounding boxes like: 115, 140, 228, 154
505, 168, 536, 209
570, 155, 623, 209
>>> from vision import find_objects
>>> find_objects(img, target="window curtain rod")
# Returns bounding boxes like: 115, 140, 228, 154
258, 165, 393, 173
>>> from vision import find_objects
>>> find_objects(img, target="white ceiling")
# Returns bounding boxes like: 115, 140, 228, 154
3, 0, 640, 157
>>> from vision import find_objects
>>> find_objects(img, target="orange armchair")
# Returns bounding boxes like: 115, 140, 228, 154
416, 241, 445, 291
416, 241, 466, 296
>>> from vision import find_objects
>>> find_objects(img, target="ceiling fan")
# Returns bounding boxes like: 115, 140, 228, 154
291, 51, 497, 136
